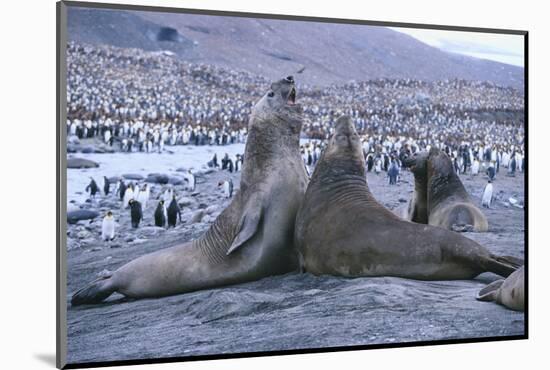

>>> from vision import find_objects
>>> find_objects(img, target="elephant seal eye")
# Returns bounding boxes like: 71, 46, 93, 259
268, 91, 275, 97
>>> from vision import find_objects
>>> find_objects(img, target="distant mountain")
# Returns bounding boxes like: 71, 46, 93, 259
67, 7, 524, 89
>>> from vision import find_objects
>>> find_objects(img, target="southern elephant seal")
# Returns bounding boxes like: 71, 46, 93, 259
402, 148, 489, 232
72, 76, 308, 305
294, 116, 520, 280
477, 265, 525, 311
426, 148, 489, 232
401, 151, 429, 224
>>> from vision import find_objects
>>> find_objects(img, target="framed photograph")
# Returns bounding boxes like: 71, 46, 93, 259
57, 1, 527, 368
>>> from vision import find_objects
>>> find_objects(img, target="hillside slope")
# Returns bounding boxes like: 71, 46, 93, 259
67, 7, 524, 89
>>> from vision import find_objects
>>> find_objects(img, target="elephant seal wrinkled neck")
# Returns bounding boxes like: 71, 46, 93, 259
403, 151, 429, 193
310, 116, 370, 196
242, 77, 302, 186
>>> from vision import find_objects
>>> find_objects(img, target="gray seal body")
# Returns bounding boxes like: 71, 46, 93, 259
71, 77, 308, 305
295, 116, 520, 280
403, 149, 488, 232
477, 265, 525, 311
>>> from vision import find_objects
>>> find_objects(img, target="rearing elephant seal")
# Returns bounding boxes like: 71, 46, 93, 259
477, 265, 524, 311
402, 151, 429, 224
426, 148, 489, 232
72, 76, 308, 305
294, 116, 520, 280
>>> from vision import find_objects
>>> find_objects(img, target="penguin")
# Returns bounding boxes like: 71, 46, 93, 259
101, 211, 115, 241
103, 176, 111, 196
482, 180, 493, 209
184, 170, 195, 191
154, 200, 167, 228
487, 162, 496, 181
218, 179, 233, 198
136, 184, 150, 209
167, 196, 181, 228
508, 156, 517, 176
374, 158, 382, 174
129, 199, 143, 228
367, 155, 374, 172
117, 179, 127, 202
85, 177, 99, 200
234, 155, 240, 172
122, 184, 134, 209
163, 186, 174, 205
471, 159, 480, 176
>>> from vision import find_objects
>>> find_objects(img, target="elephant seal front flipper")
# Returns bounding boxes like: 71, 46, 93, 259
226, 197, 264, 255
71, 76, 308, 305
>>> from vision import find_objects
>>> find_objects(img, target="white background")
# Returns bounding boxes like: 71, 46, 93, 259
1, 0, 547, 368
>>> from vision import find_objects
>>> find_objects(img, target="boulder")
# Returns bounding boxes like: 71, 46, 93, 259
205, 205, 218, 215
122, 173, 145, 181
146, 173, 170, 184
191, 210, 205, 223
67, 135, 80, 145
168, 177, 184, 185
67, 157, 99, 169
67, 209, 100, 224
178, 197, 194, 207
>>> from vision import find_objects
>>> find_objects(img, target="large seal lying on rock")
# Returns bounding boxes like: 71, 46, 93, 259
402, 148, 488, 232
477, 265, 524, 311
294, 116, 520, 280
72, 76, 308, 305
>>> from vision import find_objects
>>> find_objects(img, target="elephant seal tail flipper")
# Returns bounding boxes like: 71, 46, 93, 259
71, 274, 116, 306
484, 255, 523, 277
476, 279, 504, 301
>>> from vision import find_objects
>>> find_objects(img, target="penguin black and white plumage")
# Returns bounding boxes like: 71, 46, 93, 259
103, 176, 110, 196
167, 196, 181, 228
218, 180, 233, 198
482, 181, 493, 208
117, 180, 127, 201
184, 170, 195, 191
129, 199, 143, 228
85, 178, 99, 199
228, 179, 234, 198
154, 200, 167, 228
122, 185, 134, 209
136, 184, 150, 209
163, 186, 173, 205
471, 159, 480, 176
487, 162, 496, 181
101, 211, 115, 241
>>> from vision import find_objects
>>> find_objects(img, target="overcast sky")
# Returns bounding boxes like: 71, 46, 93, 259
390, 27, 524, 67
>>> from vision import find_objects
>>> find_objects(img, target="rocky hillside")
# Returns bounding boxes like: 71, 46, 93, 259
67, 7, 524, 89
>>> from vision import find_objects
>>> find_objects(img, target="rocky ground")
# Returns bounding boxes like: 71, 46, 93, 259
66, 162, 525, 365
